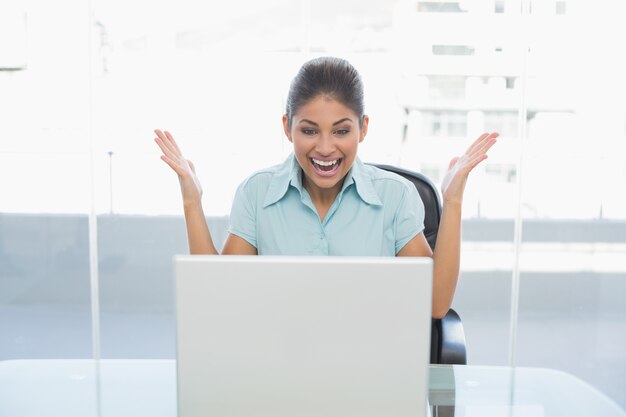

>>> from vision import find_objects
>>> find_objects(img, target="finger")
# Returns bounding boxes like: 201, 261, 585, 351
448, 156, 460, 170
154, 129, 168, 142
472, 135, 498, 157
465, 133, 491, 154
467, 132, 498, 155
154, 129, 181, 156
155, 136, 181, 161
154, 132, 181, 157
464, 154, 489, 172
154, 136, 173, 156
467, 134, 497, 158
164, 130, 182, 155
188, 159, 196, 173
160, 155, 186, 176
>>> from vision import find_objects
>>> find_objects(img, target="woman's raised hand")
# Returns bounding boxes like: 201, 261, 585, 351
440, 132, 498, 206
154, 129, 203, 206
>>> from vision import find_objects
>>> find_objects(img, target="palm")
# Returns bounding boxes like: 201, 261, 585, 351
441, 132, 498, 205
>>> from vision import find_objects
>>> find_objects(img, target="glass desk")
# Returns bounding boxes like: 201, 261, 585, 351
0, 360, 624, 417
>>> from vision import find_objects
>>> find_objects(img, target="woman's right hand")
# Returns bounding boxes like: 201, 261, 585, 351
154, 129, 203, 207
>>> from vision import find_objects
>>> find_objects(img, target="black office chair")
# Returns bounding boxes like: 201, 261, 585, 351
368, 163, 467, 365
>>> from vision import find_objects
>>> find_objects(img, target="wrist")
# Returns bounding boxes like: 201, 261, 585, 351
442, 199, 462, 212
183, 199, 203, 212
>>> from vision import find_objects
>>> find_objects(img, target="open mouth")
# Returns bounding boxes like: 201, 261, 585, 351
310, 157, 342, 176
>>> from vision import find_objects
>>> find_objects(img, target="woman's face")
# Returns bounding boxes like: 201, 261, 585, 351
282, 95, 369, 198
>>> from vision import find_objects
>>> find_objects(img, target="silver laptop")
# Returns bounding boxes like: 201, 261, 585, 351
175, 255, 432, 417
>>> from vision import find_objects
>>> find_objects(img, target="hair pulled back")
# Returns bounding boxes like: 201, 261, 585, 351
285, 57, 365, 128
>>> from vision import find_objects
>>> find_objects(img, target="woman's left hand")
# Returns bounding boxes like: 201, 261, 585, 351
441, 132, 498, 206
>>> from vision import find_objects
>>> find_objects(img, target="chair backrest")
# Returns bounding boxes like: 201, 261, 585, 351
368, 164, 442, 251
367, 163, 467, 365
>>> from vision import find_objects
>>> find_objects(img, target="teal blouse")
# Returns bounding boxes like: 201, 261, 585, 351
228, 154, 425, 256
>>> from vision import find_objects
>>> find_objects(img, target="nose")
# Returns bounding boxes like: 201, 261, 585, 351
315, 133, 336, 156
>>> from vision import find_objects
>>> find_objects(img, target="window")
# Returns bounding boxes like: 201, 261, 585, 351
428, 75, 467, 100
417, 2, 466, 13
432, 44, 475, 56
422, 111, 467, 137
0, 6, 27, 70
485, 163, 517, 183
484, 111, 518, 138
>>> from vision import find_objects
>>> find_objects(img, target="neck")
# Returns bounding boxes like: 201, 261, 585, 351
302, 174, 343, 207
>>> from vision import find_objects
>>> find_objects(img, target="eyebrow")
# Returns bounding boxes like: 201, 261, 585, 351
299, 118, 353, 127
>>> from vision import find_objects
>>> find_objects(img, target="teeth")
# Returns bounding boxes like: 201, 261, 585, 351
312, 158, 339, 167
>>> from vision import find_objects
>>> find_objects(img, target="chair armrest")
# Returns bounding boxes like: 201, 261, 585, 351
431, 308, 467, 365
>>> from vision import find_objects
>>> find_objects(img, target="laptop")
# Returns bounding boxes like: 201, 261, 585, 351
174, 255, 433, 417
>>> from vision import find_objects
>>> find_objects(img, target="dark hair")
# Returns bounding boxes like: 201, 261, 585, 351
285, 57, 365, 128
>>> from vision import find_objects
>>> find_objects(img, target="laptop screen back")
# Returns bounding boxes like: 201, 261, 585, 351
175, 255, 432, 417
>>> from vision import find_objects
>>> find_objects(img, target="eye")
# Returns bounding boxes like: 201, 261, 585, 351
301, 128, 317, 135
334, 129, 350, 135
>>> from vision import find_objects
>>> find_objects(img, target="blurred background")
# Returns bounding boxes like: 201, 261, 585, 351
1, 0, 625, 410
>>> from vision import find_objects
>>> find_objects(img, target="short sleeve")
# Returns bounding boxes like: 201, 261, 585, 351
228, 180, 257, 248
394, 184, 426, 254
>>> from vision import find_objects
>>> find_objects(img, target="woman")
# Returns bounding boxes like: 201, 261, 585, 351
154, 56, 497, 318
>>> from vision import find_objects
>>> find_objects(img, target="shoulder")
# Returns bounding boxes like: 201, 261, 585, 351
235, 157, 293, 205
360, 163, 417, 196
238, 153, 294, 189
354, 163, 424, 216
238, 165, 280, 189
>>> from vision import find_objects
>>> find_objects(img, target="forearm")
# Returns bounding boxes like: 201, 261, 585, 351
183, 202, 219, 255
432, 202, 462, 318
